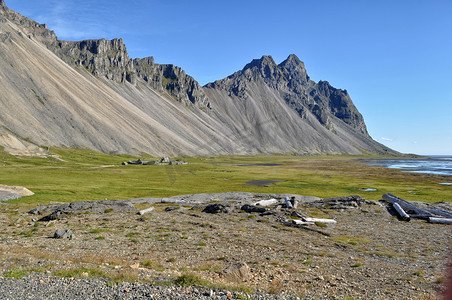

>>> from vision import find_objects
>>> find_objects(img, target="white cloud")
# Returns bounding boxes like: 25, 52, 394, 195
36, 0, 115, 40
381, 137, 393, 142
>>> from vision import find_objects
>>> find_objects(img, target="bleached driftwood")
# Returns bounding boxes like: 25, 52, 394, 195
393, 203, 410, 221
292, 219, 314, 226
428, 217, 452, 224
284, 196, 293, 208
253, 199, 278, 207
382, 193, 433, 219
138, 207, 154, 215
302, 217, 337, 224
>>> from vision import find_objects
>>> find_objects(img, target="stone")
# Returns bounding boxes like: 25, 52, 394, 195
220, 262, 251, 282
34, 200, 138, 221
53, 229, 74, 239
203, 203, 229, 214
165, 206, 179, 212
311, 195, 367, 210
39, 211, 65, 222
240, 204, 266, 214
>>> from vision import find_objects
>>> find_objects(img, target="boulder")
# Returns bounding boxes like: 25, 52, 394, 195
312, 195, 367, 210
53, 229, 74, 239
240, 204, 266, 214
203, 203, 229, 214
220, 262, 251, 282
39, 210, 66, 222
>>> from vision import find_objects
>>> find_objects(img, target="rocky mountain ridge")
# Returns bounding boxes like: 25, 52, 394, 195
206, 55, 367, 135
0, 1, 394, 156
51, 38, 211, 109
0, 4, 209, 109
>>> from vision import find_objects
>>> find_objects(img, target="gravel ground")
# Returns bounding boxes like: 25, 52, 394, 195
0, 193, 450, 299
0, 274, 296, 300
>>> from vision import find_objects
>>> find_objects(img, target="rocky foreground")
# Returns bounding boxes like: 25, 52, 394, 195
0, 192, 450, 299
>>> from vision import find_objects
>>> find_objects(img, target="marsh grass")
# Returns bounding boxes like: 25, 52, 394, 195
1, 148, 450, 205
3, 268, 28, 279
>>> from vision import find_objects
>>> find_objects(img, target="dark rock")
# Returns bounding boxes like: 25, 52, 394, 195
311, 195, 367, 210
128, 159, 142, 165
240, 204, 266, 214
32, 200, 138, 220
60, 200, 138, 214
28, 205, 47, 215
165, 206, 179, 212
39, 211, 66, 222
203, 203, 229, 214
53, 229, 74, 239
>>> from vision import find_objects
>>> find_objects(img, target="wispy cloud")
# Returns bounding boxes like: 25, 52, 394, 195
381, 137, 393, 142
35, 0, 119, 40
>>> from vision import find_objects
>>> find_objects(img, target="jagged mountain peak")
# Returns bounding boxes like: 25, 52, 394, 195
280, 54, 302, 65
242, 55, 277, 71
279, 54, 305, 71
279, 54, 309, 84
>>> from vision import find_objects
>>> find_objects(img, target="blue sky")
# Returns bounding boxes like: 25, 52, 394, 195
6, 0, 452, 155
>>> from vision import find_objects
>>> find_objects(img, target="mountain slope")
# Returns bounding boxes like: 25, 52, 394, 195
204, 55, 391, 155
0, 3, 235, 156
0, 1, 394, 156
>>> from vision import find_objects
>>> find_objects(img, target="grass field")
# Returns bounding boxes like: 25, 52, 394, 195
0, 148, 450, 205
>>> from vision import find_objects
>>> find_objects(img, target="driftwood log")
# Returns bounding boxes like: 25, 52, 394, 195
382, 193, 433, 219
138, 207, 154, 215
292, 219, 314, 226
302, 217, 337, 224
428, 217, 452, 224
253, 199, 278, 207
284, 196, 293, 208
383, 193, 452, 224
392, 203, 410, 221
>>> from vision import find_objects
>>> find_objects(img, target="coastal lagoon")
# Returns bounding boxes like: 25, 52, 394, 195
366, 156, 452, 177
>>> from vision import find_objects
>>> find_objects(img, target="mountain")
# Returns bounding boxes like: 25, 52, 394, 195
0, 1, 394, 156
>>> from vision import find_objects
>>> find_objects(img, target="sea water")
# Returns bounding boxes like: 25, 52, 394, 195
366, 156, 452, 177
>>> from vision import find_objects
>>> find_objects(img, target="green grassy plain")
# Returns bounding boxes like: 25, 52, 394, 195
0, 148, 450, 205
